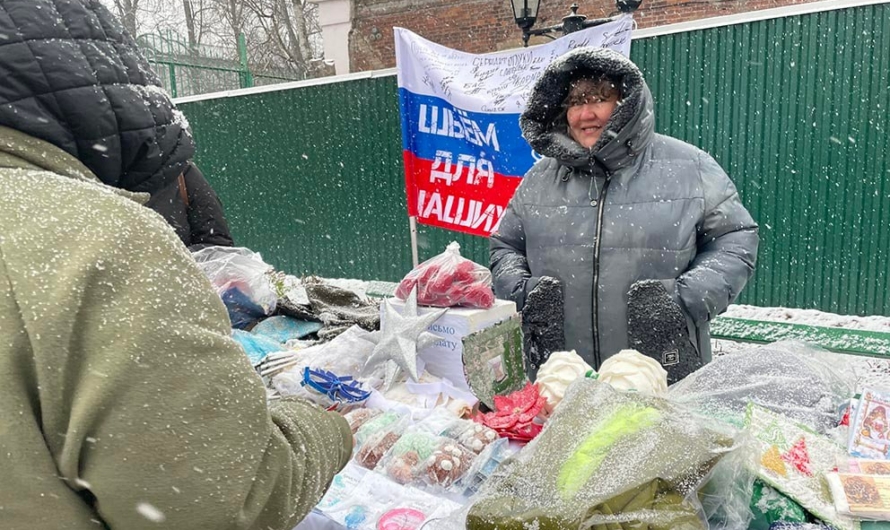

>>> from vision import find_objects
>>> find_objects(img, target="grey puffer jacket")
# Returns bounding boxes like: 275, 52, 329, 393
490, 47, 759, 369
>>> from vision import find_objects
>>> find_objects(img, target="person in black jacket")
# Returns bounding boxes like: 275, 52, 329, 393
146, 162, 235, 250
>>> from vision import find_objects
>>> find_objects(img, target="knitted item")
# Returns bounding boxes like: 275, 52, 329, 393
627, 280, 701, 384
274, 278, 380, 341
521, 277, 566, 379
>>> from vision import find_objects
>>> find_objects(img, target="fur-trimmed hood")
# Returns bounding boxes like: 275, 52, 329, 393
520, 47, 655, 173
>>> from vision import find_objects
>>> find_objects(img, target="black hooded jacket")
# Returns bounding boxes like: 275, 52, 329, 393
145, 163, 235, 249
0, 0, 194, 195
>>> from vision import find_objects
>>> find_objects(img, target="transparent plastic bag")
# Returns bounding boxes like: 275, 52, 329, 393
457, 438, 516, 497
396, 242, 494, 309
355, 411, 406, 447
669, 341, 856, 433
354, 413, 409, 470
418, 439, 478, 491
344, 408, 383, 435
439, 419, 500, 455
378, 431, 443, 485
273, 366, 370, 413
435, 378, 742, 530
192, 246, 278, 327
270, 325, 380, 397
698, 432, 758, 530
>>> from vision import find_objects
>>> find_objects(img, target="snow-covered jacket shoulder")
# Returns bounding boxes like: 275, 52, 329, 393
0, 0, 194, 194
491, 47, 759, 367
0, 127, 351, 530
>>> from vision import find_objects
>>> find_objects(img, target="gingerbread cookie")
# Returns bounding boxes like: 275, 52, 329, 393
355, 431, 400, 469
424, 442, 476, 488
343, 408, 382, 434
386, 450, 421, 484
456, 424, 499, 454
442, 421, 499, 454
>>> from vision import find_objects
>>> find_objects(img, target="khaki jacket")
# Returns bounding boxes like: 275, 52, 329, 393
0, 127, 351, 530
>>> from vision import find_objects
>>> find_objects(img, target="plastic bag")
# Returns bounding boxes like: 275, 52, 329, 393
270, 325, 380, 397
457, 438, 516, 497
669, 341, 856, 433
251, 315, 323, 344
439, 419, 500, 455
378, 431, 443, 484
276, 366, 371, 412
396, 242, 495, 309
430, 378, 741, 530
698, 433, 758, 530
419, 439, 478, 491
354, 412, 410, 470
231, 329, 286, 366
344, 408, 383, 434
192, 246, 278, 328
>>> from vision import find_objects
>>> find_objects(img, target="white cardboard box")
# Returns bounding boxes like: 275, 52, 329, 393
382, 298, 517, 392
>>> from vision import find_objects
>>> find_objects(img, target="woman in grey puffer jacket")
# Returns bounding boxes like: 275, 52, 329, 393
490, 47, 759, 383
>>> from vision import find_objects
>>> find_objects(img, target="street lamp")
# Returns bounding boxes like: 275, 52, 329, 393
509, 0, 542, 36
511, 1, 643, 47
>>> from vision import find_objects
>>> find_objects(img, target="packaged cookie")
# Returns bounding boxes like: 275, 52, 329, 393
343, 408, 382, 435
354, 410, 401, 446
379, 431, 441, 484
440, 419, 499, 454
355, 430, 401, 470
456, 437, 515, 496
422, 440, 477, 489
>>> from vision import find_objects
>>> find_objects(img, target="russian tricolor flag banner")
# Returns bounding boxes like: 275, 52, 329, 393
395, 17, 633, 237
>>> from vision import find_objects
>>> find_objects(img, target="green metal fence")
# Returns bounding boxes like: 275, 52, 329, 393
139, 32, 301, 98
177, 2, 890, 316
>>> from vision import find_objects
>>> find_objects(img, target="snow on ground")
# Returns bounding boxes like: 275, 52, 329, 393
724, 304, 890, 332
323, 278, 370, 298
714, 304, 890, 391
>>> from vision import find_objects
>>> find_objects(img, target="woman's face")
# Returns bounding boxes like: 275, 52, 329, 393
565, 78, 620, 149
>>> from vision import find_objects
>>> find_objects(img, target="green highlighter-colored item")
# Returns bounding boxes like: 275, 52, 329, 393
557, 403, 661, 499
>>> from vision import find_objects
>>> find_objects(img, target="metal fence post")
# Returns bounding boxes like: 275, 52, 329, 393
165, 30, 178, 97
168, 63, 178, 98
238, 33, 253, 89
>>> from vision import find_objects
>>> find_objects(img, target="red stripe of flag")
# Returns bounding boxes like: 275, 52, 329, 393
403, 150, 522, 237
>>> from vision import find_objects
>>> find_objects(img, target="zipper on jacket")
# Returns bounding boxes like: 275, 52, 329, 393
591, 175, 611, 367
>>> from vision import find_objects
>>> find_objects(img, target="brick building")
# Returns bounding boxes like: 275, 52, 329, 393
335, 0, 823, 73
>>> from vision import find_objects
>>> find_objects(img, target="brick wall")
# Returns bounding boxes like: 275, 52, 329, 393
349, 0, 822, 71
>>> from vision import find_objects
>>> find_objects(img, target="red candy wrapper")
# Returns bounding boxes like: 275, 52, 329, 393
395, 242, 495, 309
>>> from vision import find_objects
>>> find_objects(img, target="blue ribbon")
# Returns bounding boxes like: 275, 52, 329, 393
301, 367, 371, 404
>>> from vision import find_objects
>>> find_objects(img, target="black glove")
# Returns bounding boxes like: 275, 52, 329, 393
627, 280, 702, 385
521, 276, 565, 380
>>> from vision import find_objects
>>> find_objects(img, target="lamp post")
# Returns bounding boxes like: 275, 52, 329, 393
510, 0, 642, 47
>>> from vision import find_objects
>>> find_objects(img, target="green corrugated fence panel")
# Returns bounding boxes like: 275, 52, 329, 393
632, 3, 890, 315
178, 2, 890, 315
178, 76, 489, 281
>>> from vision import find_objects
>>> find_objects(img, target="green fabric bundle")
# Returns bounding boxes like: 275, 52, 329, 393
466, 380, 738, 530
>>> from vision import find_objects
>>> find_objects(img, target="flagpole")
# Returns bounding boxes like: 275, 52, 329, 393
409, 216, 420, 267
